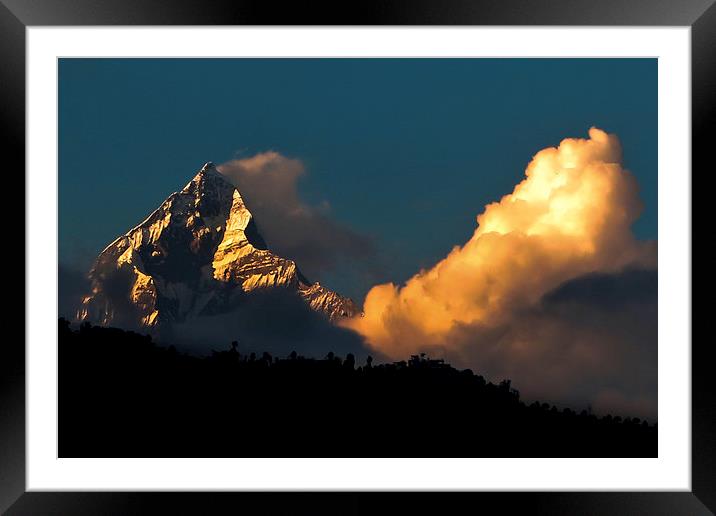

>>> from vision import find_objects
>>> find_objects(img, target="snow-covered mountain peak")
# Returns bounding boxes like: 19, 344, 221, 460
77, 162, 358, 331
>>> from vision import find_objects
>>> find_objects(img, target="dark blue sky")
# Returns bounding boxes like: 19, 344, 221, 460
59, 58, 657, 299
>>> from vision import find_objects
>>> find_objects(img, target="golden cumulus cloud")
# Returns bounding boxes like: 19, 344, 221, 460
341, 128, 657, 416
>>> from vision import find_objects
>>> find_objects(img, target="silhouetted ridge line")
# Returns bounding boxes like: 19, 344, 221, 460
58, 319, 656, 458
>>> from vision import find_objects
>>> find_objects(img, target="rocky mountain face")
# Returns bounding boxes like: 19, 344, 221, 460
77, 162, 359, 331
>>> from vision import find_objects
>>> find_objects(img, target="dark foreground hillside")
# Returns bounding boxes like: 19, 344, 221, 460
59, 319, 656, 457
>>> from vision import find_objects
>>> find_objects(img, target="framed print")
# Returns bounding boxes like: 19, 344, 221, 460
2, 0, 712, 514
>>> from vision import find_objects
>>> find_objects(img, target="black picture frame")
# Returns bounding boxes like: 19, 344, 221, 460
2, 1, 711, 514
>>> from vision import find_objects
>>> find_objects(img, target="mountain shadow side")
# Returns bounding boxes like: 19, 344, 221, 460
58, 319, 657, 458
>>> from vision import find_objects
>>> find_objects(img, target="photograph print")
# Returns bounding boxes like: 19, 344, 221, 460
58, 58, 658, 458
